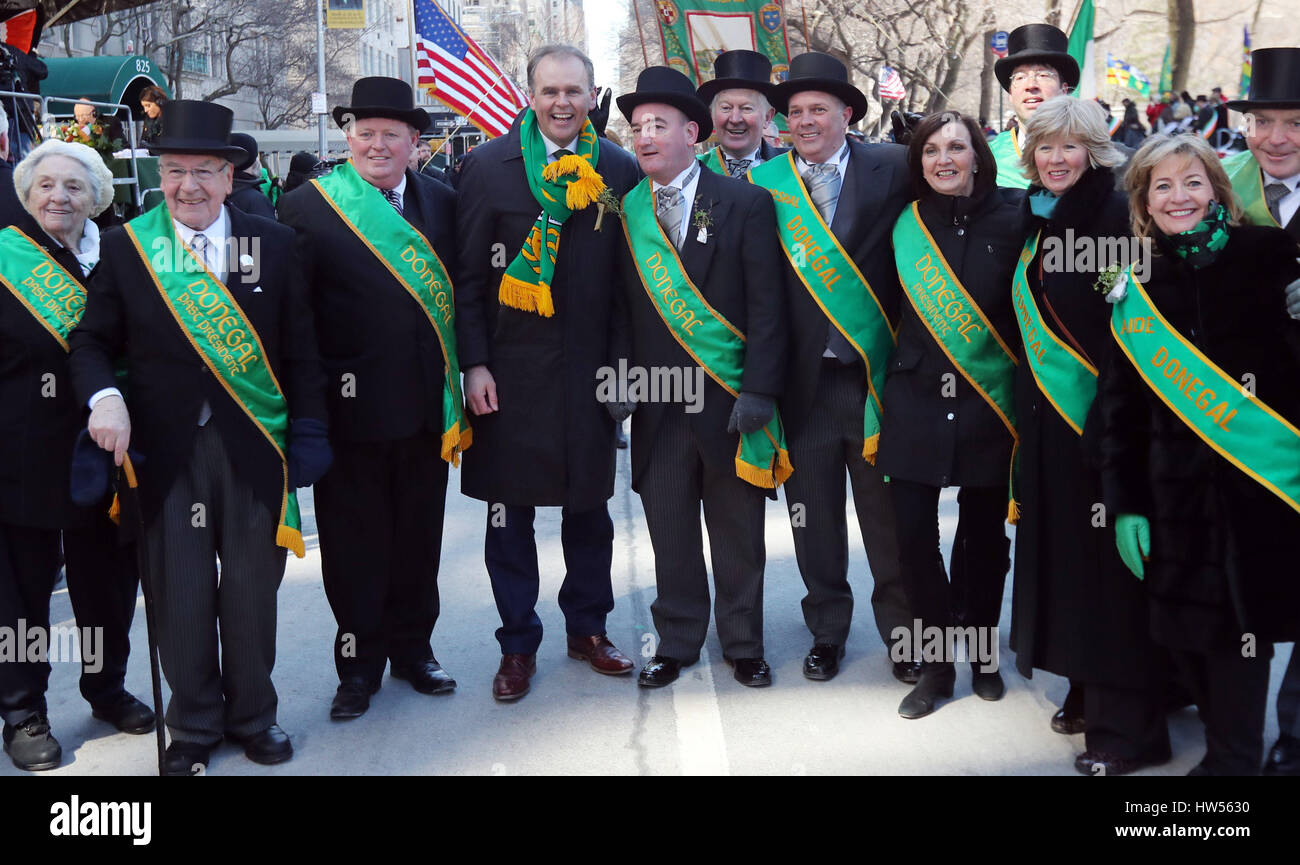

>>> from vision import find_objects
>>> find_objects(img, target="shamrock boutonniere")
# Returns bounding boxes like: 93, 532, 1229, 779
692, 196, 715, 244
1093, 264, 1129, 303
595, 187, 623, 231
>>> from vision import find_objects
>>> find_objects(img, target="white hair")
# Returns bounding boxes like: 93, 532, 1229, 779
709, 89, 773, 116
13, 139, 116, 218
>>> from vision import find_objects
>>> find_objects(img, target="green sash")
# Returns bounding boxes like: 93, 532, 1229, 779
1111, 269, 1300, 515
892, 203, 1021, 521
748, 152, 896, 462
1222, 150, 1281, 229
0, 226, 85, 351
697, 147, 729, 176
989, 129, 1030, 190
312, 160, 472, 464
124, 203, 304, 557
620, 178, 792, 489
498, 109, 604, 317
1011, 231, 1099, 435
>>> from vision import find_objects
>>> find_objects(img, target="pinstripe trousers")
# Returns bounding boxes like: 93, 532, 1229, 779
782, 360, 910, 647
638, 410, 767, 661
144, 424, 287, 746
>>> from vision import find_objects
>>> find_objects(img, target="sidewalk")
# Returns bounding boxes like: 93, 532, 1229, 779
16, 448, 1288, 776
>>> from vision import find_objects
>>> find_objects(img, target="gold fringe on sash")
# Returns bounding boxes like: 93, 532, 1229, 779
734, 447, 795, 490
441, 423, 474, 467
862, 433, 880, 465
277, 524, 305, 558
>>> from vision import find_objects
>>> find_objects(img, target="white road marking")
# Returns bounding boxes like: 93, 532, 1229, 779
671, 645, 730, 775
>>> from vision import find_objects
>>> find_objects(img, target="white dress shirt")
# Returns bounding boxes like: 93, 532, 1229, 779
795, 140, 851, 226
543, 134, 581, 163
652, 161, 702, 248
1261, 169, 1300, 228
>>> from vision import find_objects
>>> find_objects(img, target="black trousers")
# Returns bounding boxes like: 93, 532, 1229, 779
1171, 644, 1274, 775
1276, 647, 1300, 740
0, 523, 60, 727
63, 507, 139, 707
485, 503, 614, 656
637, 410, 766, 661
315, 431, 449, 686
889, 479, 1009, 662
144, 424, 287, 746
782, 360, 909, 647
1084, 681, 1171, 760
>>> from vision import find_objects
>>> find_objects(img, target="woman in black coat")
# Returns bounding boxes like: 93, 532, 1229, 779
1, 141, 153, 772
878, 112, 1027, 719
1099, 133, 1300, 775
1007, 96, 1174, 775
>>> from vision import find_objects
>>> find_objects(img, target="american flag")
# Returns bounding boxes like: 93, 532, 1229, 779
414, 0, 529, 138
878, 66, 905, 101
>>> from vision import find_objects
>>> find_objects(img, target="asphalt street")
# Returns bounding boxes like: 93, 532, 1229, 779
16, 443, 1290, 776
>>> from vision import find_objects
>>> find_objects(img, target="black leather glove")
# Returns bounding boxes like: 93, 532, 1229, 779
727, 392, 775, 435
889, 110, 924, 146
287, 418, 333, 488
605, 398, 635, 423
590, 87, 612, 137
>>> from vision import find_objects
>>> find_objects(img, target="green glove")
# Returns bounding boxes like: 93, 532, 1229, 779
1115, 513, 1151, 581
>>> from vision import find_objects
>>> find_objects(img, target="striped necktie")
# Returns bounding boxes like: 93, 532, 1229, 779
1265, 182, 1289, 224
382, 187, 403, 216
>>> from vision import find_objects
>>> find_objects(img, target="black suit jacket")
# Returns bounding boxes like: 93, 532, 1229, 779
279, 167, 457, 443
618, 166, 787, 490
779, 138, 912, 436
229, 175, 277, 220
454, 118, 641, 509
0, 162, 25, 230
0, 216, 90, 528
69, 205, 328, 526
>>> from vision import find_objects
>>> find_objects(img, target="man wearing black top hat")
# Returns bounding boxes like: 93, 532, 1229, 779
1222, 47, 1300, 775
989, 24, 1080, 188
279, 77, 466, 722
614, 66, 787, 689
455, 44, 640, 701
696, 49, 786, 178
70, 100, 330, 774
747, 52, 913, 684
227, 132, 277, 219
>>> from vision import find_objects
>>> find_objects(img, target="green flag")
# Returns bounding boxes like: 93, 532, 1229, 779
1159, 45, 1173, 95
1067, 0, 1096, 98
654, 1, 792, 86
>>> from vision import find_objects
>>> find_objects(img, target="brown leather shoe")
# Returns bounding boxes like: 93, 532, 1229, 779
566, 634, 634, 675
492, 653, 537, 701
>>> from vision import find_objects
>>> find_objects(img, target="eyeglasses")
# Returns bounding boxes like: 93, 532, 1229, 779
1010, 70, 1061, 85
162, 166, 224, 183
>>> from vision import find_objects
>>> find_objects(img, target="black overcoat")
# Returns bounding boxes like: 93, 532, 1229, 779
454, 118, 640, 510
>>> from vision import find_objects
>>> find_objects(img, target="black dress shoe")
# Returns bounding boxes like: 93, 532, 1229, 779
898, 665, 955, 719
330, 679, 380, 720
163, 741, 213, 776
1264, 734, 1300, 776
3, 714, 62, 772
732, 657, 771, 687
91, 691, 156, 734
638, 655, 684, 688
971, 669, 1005, 701
803, 644, 845, 681
1075, 746, 1171, 776
391, 658, 457, 694
227, 724, 293, 765
1051, 708, 1087, 735
892, 659, 922, 684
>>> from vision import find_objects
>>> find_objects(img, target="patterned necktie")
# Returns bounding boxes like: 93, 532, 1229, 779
802, 162, 841, 221
188, 233, 211, 272
1265, 181, 1289, 224
656, 185, 685, 246
382, 187, 403, 216
726, 157, 753, 178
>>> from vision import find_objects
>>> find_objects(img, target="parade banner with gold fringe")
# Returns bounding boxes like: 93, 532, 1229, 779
654, 0, 792, 86
0, 226, 86, 351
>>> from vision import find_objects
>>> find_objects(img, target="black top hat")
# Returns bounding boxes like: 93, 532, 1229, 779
994, 24, 1080, 92
229, 132, 259, 171
332, 77, 431, 133
1226, 48, 1300, 111
770, 52, 868, 124
146, 100, 246, 161
697, 50, 776, 106
617, 66, 714, 139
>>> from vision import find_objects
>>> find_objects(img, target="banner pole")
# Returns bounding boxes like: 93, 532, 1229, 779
631, 0, 651, 69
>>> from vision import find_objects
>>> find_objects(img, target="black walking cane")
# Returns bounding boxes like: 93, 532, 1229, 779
118, 454, 167, 775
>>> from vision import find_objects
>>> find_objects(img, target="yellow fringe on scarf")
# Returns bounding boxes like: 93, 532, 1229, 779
542, 154, 606, 210
734, 447, 795, 490
861, 433, 880, 465
498, 274, 556, 317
